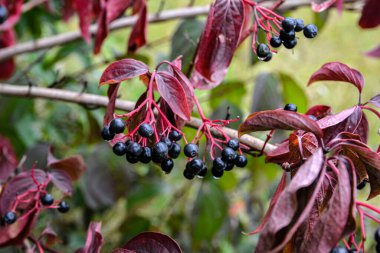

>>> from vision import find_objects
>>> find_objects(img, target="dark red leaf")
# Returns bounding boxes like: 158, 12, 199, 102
107, 0, 132, 22
127, 1, 147, 53
39, 225, 59, 247
368, 94, 380, 107
0, 29, 16, 80
365, 44, 380, 58
0, 0, 23, 32
0, 135, 18, 182
49, 169, 73, 196
306, 105, 332, 120
299, 160, 355, 252
311, 0, 339, 12
155, 72, 191, 120
94, 0, 108, 54
359, 0, 380, 29
238, 110, 323, 138
128, 91, 147, 132
308, 62, 364, 93
47, 149, 86, 181
254, 149, 326, 253
123, 232, 183, 253
74, 0, 92, 43
63, 0, 75, 21
99, 59, 149, 85
191, 0, 246, 89
77, 222, 104, 253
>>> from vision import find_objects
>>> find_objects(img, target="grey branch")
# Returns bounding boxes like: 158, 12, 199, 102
0, 83, 276, 153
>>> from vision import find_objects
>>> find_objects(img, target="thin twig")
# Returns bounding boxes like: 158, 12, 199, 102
22, 0, 47, 13
0, 83, 276, 153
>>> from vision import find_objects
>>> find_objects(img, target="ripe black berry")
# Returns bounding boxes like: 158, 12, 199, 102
263, 52, 273, 62
3, 211, 17, 224
140, 147, 152, 163
280, 30, 295, 41
221, 147, 237, 163
126, 142, 143, 157
40, 194, 54, 206
126, 154, 140, 164
235, 155, 248, 168
184, 159, 203, 180
227, 139, 240, 151
153, 142, 169, 158
224, 162, 234, 171
281, 18, 295, 32
283, 38, 297, 49
284, 103, 297, 112
303, 24, 318, 39
184, 143, 199, 158
213, 157, 226, 171
169, 143, 181, 159
197, 165, 207, 178
211, 166, 224, 179
375, 227, 380, 242
169, 130, 182, 142
58, 201, 70, 213
183, 167, 195, 180
0, 5, 8, 25
270, 36, 282, 48
113, 142, 127, 156
294, 18, 305, 32
101, 126, 115, 141
160, 136, 173, 150
109, 118, 125, 134
256, 43, 271, 58
138, 123, 154, 138
330, 247, 349, 253
161, 159, 174, 174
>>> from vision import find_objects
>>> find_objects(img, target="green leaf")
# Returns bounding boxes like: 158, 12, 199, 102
210, 102, 243, 130
251, 73, 282, 112
210, 80, 247, 110
170, 18, 204, 73
278, 72, 308, 113
313, 10, 329, 32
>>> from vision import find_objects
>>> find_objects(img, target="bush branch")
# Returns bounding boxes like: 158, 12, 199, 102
0, 83, 276, 153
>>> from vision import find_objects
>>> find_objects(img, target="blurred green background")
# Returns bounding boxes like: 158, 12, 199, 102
0, 0, 379, 252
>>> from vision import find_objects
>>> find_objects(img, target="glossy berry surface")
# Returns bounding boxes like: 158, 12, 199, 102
221, 147, 237, 163
109, 118, 125, 134
375, 227, 380, 242
213, 157, 226, 171
227, 139, 240, 151
169, 130, 182, 141
211, 166, 224, 179
113, 142, 127, 156
235, 155, 248, 168
280, 29, 295, 41
160, 136, 173, 150
197, 165, 207, 178
58, 201, 70, 213
126, 154, 140, 164
140, 147, 152, 163
138, 123, 154, 138
283, 38, 297, 49
294, 18, 304, 32
224, 162, 234, 171
284, 103, 297, 112
303, 24, 318, 38
40, 194, 54, 206
263, 53, 272, 62
101, 126, 115, 141
3, 211, 17, 224
169, 143, 181, 159
281, 17, 295, 32
184, 143, 199, 158
183, 167, 195, 180
330, 247, 349, 253
270, 36, 282, 48
256, 43, 270, 58
153, 142, 169, 157
0, 5, 8, 25
126, 142, 143, 156
161, 159, 174, 174
186, 159, 204, 175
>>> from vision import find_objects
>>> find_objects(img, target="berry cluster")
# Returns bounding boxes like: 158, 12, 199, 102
102, 119, 183, 174
182, 139, 248, 180
0, 5, 7, 25
1, 193, 69, 226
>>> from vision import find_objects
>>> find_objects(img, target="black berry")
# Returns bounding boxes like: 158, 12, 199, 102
0, 5, 8, 25
40, 194, 54, 206
283, 38, 297, 49
140, 147, 152, 164
126, 142, 143, 157
126, 154, 140, 164
138, 123, 154, 138
101, 126, 115, 141
221, 147, 237, 163
169, 143, 181, 159
160, 136, 173, 150
227, 139, 240, 151
224, 162, 234, 171
375, 227, 380, 243
256, 43, 271, 58
184, 159, 203, 180
263, 52, 273, 62
3, 211, 17, 224
270, 36, 282, 48
161, 159, 174, 174
109, 118, 125, 134
113, 142, 127, 156
183, 167, 195, 180
184, 143, 199, 158
213, 157, 226, 171
280, 30, 295, 41
284, 103, 297, 112
211, 166, 224, 179
303, 24, 318, 39
294, 18, 305, 32
235, 155, 248, 168
330, 247, 349, 253
169, 130, 182, 142
58, 201, 70, 213
281, 18, 295, 32
153, 142, 169, 158
197, 165, 207, 178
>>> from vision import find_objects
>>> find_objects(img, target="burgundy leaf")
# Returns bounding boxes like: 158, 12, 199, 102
0, 0, 23, 32
311, 0, 340, 12
94, 0, 108, 54
254, 149, 325, 253
306, 105, 332, 120
191, 0, 246, 89
359, 0, 380, 29
368, 94, 380, 107
99, 59, 149, 85
299, 160, 355, 253
123, 232, 183, 253
155, 72, 191, 120
39, 225, 59, 247
128, 91, 147, 132
107, 0, 132, 22
238, 110, 323, 138
0, 135, 18, 182
63, 0, 75, 21
49, 169, 73, 196
47, 149, 86, 181
317, 106, 356, 129
365, 44, 380, 58
74, 0, 92, 43
113, 249, 135, 253
0, 29, 16, 80
308, 62, 364, 93
127, 1, 147, 53
355, 112, 369, 143
265, 141, 291, 164
77, 222, 104, 253
104, 83, 121, 125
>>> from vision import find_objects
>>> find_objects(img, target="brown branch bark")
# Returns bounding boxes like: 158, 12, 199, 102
0, 83, 276, 154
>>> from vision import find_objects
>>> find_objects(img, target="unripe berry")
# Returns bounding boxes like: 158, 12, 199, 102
184, 143, 199, 158
109, 118, 125, 134
138, 123, 154, 138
